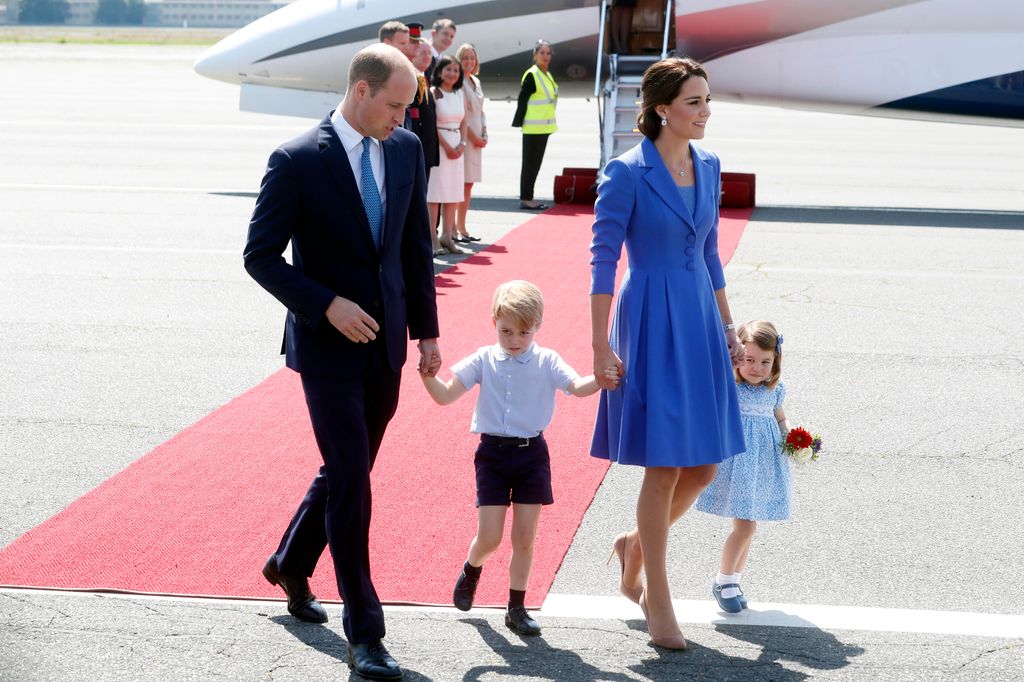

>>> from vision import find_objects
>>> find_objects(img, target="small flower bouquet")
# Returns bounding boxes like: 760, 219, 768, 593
782, 427, 822, 463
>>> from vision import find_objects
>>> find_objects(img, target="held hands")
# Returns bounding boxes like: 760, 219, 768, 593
725, 328, 745, 366
594, 345, 624, 391
416, 338, 442, 377
326, 296, 378, 343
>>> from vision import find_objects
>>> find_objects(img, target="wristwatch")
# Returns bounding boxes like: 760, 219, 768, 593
723, 322, 736, 331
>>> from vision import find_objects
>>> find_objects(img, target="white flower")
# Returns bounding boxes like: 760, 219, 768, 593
792, 447, 814, 463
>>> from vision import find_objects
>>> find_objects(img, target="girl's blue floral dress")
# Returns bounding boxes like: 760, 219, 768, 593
695, 381, 791, 520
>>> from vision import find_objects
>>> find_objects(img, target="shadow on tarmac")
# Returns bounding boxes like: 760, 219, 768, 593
272, 615, 435, 681
754, 205, 1024, 230
461, 617, 636, 681
455, 613, 865, 681
710, 613, 867, 681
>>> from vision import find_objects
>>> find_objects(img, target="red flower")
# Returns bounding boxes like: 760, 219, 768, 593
786, 427, 813, 450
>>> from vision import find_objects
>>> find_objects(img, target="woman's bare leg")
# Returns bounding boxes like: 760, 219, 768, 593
456, 182, 474, 237
428, 202, 441, 251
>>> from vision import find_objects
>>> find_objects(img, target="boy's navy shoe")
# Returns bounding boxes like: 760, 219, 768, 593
712, 583, 743, 614
453, 570, 479, 611
505, 605, 541, 635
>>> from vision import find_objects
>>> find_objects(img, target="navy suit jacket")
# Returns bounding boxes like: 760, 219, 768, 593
244, 113, 439, 379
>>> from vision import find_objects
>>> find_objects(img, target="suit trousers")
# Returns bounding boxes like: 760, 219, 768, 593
519, 133, 550, 201
274, 343, 401, 643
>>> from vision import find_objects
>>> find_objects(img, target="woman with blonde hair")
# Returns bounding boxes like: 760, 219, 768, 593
454, 43, 487, 242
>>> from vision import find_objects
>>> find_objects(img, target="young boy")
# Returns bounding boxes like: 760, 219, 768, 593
421, 280, 616, 635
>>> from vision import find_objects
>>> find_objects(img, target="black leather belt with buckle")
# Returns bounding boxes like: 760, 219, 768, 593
481, 433, 543, 448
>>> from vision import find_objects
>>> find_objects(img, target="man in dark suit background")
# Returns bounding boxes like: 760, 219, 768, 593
243, 43, 441, 681
382, 20, 439, 184
424, 17, 456, 82
406, 37, 440, 183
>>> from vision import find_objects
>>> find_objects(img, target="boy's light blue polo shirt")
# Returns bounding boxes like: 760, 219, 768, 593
451, 343, 579, 438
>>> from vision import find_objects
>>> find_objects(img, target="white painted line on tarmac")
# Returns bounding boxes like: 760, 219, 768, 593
0, 182, 253, 195
0, 243, 238, 255
540, 593, 1024, 639
0, 120, 301, 132
3, 587, 1021, 639
727, 264, 1024, 281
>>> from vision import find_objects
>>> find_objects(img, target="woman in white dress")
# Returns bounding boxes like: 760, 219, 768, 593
455, 43, 487, 243
426, 54, 468, 255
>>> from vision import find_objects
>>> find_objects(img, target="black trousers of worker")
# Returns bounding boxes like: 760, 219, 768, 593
273, 343, 401, 644
519, 132, 551, 201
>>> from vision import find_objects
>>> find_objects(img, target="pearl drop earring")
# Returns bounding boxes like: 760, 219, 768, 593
661, 117, 667, 127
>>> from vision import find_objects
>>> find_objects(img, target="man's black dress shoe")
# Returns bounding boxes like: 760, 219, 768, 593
452, 570, 479, 611
262, 555, 328, 623
347, 641, 403, 680
505, 605, 541, 636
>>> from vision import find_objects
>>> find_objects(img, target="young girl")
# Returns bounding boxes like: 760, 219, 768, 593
694, 320, 791, 613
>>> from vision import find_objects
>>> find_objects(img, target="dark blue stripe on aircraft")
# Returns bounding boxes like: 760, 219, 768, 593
881, 71, 1024, 121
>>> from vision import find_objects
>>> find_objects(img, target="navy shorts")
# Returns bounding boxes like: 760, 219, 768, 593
474, 434, 554, 507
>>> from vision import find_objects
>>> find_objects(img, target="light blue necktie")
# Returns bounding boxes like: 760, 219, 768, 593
360, 137, 382, 250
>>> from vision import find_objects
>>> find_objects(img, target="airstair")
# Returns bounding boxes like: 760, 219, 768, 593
596, 0, 675, 168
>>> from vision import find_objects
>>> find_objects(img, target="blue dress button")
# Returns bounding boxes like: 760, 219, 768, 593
687, 233, 696, 243
685, 246, 694, 256
686, 262, 695, 271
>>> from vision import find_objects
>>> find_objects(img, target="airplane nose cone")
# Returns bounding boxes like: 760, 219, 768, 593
194, 41, 241, 84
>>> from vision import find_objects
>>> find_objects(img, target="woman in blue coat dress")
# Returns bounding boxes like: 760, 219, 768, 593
590, 58, 746, 650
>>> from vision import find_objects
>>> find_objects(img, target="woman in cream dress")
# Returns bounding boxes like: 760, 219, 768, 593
455, 43, 487, 242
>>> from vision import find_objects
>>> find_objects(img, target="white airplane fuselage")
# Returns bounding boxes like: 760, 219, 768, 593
195, 0, 1024, 125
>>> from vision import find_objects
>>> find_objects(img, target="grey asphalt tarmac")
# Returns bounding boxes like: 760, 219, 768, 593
1, 43, 1023, 681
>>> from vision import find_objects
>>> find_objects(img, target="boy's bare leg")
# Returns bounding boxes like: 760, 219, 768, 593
467, 505, 507, 567
508, 503, 542, 590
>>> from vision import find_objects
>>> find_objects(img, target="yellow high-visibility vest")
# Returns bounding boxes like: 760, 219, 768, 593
521, 65, 558, 135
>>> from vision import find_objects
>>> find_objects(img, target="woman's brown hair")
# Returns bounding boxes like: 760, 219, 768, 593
637, 57, 708, 140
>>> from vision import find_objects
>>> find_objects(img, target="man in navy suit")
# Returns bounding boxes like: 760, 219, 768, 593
244, 43, 440, 681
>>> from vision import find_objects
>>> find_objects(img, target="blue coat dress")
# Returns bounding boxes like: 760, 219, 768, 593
590, 137, 744, 468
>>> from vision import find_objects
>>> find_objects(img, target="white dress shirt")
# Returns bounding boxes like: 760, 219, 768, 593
330, 107, 387, 210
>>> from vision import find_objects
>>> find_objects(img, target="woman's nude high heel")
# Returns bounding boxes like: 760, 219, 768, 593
639, 591, 687, 651
440, 237, 465, 255
607, 532, 642, 604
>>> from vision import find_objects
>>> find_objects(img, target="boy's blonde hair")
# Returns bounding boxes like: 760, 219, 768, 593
735, 320, 783, 389
492, 280, 544, 330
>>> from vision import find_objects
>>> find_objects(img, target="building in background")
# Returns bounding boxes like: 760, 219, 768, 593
145, 0, 289, 28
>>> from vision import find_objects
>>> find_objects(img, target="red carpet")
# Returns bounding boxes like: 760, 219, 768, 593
0, 206, 751, 608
